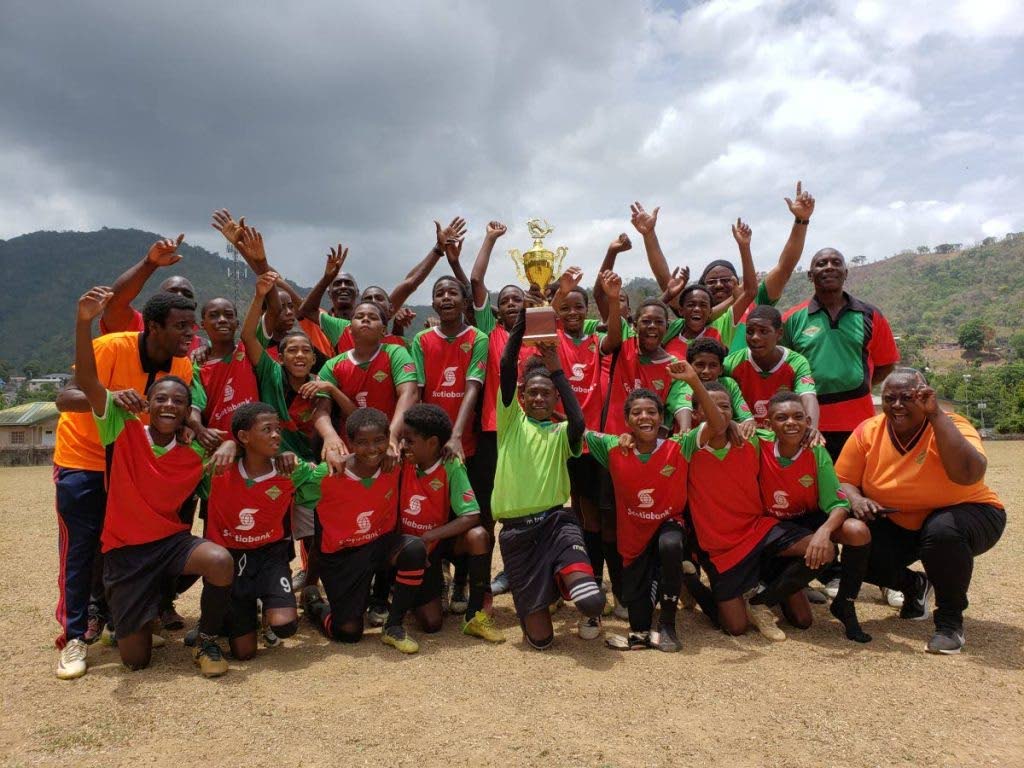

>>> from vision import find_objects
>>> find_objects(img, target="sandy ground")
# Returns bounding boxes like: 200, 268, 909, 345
1, 444, 1021, 768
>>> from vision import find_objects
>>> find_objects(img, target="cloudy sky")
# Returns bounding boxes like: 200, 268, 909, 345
2, 0, 1022, 299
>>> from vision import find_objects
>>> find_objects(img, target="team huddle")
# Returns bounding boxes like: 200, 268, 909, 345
51, 183, 1007, 680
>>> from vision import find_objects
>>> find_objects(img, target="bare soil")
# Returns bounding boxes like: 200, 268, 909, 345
1, 445, 1022, 768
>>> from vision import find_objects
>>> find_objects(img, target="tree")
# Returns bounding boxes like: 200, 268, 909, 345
15, 382, 58, 405
851, 254, 867, 266
957, 319, 994, 353
22, 360, 41, 379
1010, 331, 1024, 361
917, 246, 931, 254
982, 236, 997, 246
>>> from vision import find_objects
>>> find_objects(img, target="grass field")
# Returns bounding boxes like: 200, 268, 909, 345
1, 445, 1021, 768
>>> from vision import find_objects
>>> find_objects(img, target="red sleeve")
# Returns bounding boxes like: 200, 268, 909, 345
868, 310, 900, 367
99, 307, 144, 335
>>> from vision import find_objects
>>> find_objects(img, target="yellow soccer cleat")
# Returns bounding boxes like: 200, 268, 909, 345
192, 637, 229, 677
746, 601, 786, 642
381, 626, 420, 654
462, 611, 506, 643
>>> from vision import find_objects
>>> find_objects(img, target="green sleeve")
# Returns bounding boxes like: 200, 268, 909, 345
722, 349, 744, 378
294, 462, 329, 509
677, 424, 703, 461
190, 363, 207, 413
582, 318, 601, 336
584, 431, 617, 468
319, 313, 350, 348
473, 305, 497, 334
619, 316, 635, 340
255, 349, 283, 392
255, 317, 271, 349
724, 377, 753, 421
444, 458, 480, 516
711, 310, 738, 350
789, 351, 816, 394
663, 379, 688, 415
387, 344, 419, 387
410, 332, 427, 387
663, 317, 685, 345
94, 390, 133, 446
316, 354, 342, 398
468, 330, 488, 383
755, 279, 775, 306
813, 445, 850, 513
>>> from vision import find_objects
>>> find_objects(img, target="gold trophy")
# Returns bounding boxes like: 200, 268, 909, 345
509, 218, 568, 345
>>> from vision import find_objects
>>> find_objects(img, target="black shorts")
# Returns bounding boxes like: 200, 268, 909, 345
785, 510, 829, 533
598, 466, 616, 514
467, 431, 497, 525
225, 539, 296, 638
318, 532, 417, 623
103, 531, 204, 637
498, 507, 593, 620
703, 522, 808, 602
621, 519, 685, 605
567, 453, 602, 504
414, 538, 457, 608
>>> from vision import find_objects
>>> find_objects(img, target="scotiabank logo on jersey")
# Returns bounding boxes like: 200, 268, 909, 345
624, 488, 670, 521
567, 362, 596, 397
431, 366, 465, 400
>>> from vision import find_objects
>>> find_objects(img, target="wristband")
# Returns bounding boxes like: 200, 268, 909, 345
794, 217, 810, 226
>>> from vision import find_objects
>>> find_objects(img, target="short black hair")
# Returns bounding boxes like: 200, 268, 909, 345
637, 298, 670, 319
680, 284, 713, 305
564, 287, 589, 307
150, 375, 192, 408
432, 275, 470, 301
521, 355, 553, 385
701, 380, 727, 395
201, 297, 237, 318
403, 403, 452, 446
497, 284, 524, 301
624, 387, 662, 417
346, 406, 389, 440
687, 337, 727, 363
279, 329, 313, 353
747, 304, 782, 329
143, 292, 197, 326
768, 390, 803, 411
231, 402, 278, 438
353, 300, 388, 324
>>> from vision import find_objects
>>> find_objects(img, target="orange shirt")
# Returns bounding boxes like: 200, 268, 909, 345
835, 412, 1002, 530
54, 332, 194, 472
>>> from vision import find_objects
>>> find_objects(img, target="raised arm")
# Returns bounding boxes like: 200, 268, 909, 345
630, 202, 671, 290
242, 272, 279, 366
500, 307, 527, 407
540, 342, 584, 451
388, 218, 464, 311
728, 218, 758, 321
469, 221, 507, 309
75, 287, 116, 415
918, 385, 987, 485
593, 234, 632, 321
599, 270, 623, 355
763, 182, 815, 301
297, 246, 347, 321
101, 234, 184, 330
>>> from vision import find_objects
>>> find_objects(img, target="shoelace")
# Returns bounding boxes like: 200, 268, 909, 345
63, 641, 87, 662
201, 641, 224, 660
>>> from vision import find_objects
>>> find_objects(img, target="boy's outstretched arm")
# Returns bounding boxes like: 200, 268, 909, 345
540, 342, 585, 452
241, 272, 279, 367
297, 246, 347, 321
763, 181, 815, 302
593, 234, 632, 322
469, 221, 507, 310
102, 234, 185, 330
500, 307, 527, 407
76, 287, 120, 415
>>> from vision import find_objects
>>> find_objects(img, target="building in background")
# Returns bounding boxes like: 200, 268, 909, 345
0, 401, 59, 465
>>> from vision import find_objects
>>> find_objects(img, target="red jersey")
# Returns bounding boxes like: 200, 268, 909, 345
662, 326, 722, 363
101, 420, 204, 552
679, 427, 777, 572
724, 347, 815, 426
481, 323, 536, 432
603, 338, 687, 436
317, 343, 417, 419
758, 439, 822, 520
207, 463, 296, 549
557, 329, 605, 430
398, 458, 478, 538
314, 467, 399, 553
195, 342, 259, 433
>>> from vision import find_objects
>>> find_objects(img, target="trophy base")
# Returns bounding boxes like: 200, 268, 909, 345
523, 306, 559, 346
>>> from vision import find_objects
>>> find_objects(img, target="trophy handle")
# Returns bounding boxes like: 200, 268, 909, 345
554, 246, 568, 278
508, 249, 525, 283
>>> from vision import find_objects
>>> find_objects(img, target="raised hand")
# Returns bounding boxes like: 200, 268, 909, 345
538, 341, 560, 373
630, 202, 659, 236
146, 234, 185, 267
211, 209, 245, 246
325, 244, 348, 280
239, 226, 268, 267
731, 218, 752, 246
785, 181, 815, 221
665, 266, 689, 302
599, 270, 622, 300
444, 236, 465, 264
485, 221, 507, 240
558, 266, 584, 295
608, 232, 632, 254
77, 286, 114, 322
913, 384, 939, 418
255, 271, 280, 298
435, 217, 468, 251
667, 359, 700, 386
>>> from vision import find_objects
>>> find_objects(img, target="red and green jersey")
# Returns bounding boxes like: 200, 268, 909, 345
678, 376, 753, 422
756, 431, 849, 520
480, 321, 537, 433
678, 425, 777, 572
411, 325, 488, 457
723, 347, 815, 426
191, 342, 259, 433
556, 328, 605, 431
399, 458, 479, 538
308, 465, 400, 553
317, 343, 417, 420
586, 432, 687, 565
782, 293, 899, 432
661, 325, 723, 363
318, 311, 405, 354
253, 350, 318, 460
94, 391, 205, 552
207, 460, 326, 549
603, 337, 687, 435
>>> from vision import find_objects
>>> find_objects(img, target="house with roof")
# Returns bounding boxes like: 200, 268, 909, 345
0, 402, 59, 459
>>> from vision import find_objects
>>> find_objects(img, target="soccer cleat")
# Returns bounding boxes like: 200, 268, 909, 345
899, 573, 934, 621
56, 639, 88, 680
821, 578, 841, 599
926, 629, 965, 655
449, 585, 469, 615
83, 605, 106, 645
192, 636, 229, 677
804, 587, 828, 605
262, 624, 281, 648
151, 632, 167, 649
462, 611, 506, 643
160, 605, 185, 631
490, 570, 510, 596
655, 622, 681, 652
578, 615, 603, 640
882, 587, 905, 608
605, 631, 652, 650
381, 626, 419, 654
746, 601, 786, 642
291, 569, 308, 592
183, 627, 199, 648
366, 602, 389, 628
301, 585, 325, 613
612, 598, 629, 621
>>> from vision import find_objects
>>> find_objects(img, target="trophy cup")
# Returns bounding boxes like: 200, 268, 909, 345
509, 218, 568, 345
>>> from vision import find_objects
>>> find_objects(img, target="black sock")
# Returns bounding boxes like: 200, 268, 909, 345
387, 541, 427, 629
197, 581, 231, 637
465, 553, 490, 617
751, 560, 821, 606
583, 530, 604, 588
659, 590, 679, 628
370, 569, 391, 608
604, 543, 623, 600
831, 543, 871, 643
452, 554, 468, 592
